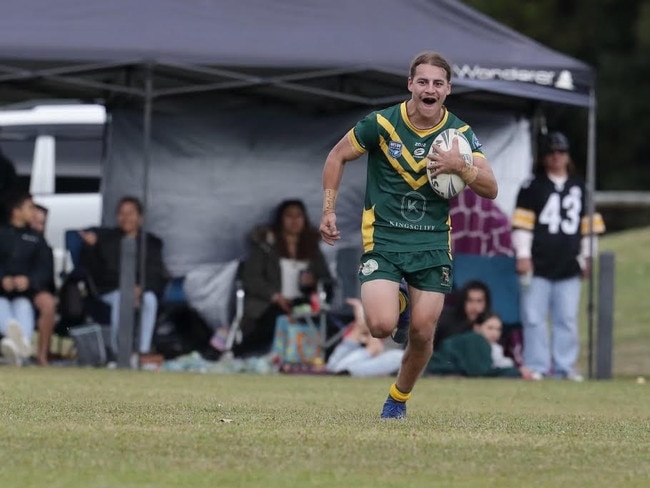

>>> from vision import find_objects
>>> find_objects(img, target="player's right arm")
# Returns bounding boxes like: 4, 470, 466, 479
320, 131, 365, 245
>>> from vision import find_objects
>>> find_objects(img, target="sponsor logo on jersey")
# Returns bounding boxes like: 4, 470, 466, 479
401, 191, 426, 223
388, 141, 402, 158
360, 259, 379, 276
413, 147, 426, 157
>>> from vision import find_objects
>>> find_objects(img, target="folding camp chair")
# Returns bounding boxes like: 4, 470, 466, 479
453, 253, 523, 365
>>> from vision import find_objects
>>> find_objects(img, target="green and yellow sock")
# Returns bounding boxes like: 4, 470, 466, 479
389, 383, 411, 403
398, 290, 408, 314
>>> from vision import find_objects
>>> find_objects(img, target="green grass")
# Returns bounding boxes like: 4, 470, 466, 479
578, 226, 650, 376
2, 228, 648, 488
0, 369, 648, 488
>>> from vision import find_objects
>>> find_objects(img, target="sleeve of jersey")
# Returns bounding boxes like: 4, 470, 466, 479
511, 185, 536, 231
581, 213, 606, 235
459, 125, 485, 159
347, 113, 378, 155
577, 179, 605, 235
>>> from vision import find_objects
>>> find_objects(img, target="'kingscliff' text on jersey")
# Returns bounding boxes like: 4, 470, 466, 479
348, 102, 484, 253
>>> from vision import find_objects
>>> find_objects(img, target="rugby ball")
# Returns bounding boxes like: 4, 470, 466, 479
426, 128, 473, 199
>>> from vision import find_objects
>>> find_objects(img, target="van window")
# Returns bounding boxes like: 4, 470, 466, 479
0, 104, 107, 285
1, 119, 105, 193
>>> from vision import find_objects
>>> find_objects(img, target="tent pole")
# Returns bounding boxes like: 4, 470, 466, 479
139, 63, 154, 330
586, 87, 597, 379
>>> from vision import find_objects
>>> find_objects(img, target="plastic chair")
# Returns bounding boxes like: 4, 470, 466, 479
64, 229, 84, 271
452, 253, 520, 325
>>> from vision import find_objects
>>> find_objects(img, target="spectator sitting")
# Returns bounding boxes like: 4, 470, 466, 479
326, 298, 403, 377
233, 199, 332, 357
29, 203, 57, 366
434, 280, 491, 351
0, 191, 52, 366
79, 196, 169, 358
426, 311, 535, 379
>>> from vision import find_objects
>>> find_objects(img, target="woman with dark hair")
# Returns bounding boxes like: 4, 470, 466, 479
235, 199, 332, 357
427, 311, 534, 379
433, 280, 492, 351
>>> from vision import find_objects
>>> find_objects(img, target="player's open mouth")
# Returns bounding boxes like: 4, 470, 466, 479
422, 97, 437, 106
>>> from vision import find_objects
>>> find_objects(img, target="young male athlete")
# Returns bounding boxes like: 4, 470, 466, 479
319, 51, 498, 419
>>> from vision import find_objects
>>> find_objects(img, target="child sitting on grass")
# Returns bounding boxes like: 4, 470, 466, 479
325, 298, 404, 377
427, 311, 535, 379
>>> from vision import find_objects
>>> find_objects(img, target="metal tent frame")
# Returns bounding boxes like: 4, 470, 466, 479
0, 57, 600, 377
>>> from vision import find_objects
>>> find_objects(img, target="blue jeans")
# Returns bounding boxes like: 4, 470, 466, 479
0, 296, 35, 340
326, 339, 404, 377
520, 275, 581, 377
101, 290, 158, 354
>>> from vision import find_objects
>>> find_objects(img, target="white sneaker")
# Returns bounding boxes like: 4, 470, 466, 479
1, 338, 23, 366
567, 373, 584, 382
6, 320, 32, 359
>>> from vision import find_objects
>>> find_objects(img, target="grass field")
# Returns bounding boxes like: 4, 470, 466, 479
1, 228, 648, 487
579, 226, 650, 376
0, 369, 648, 488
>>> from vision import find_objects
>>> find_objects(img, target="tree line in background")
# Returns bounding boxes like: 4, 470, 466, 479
463, 0, 650, 229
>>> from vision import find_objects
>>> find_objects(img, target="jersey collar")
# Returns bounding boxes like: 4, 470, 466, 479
400, 102, 448, 137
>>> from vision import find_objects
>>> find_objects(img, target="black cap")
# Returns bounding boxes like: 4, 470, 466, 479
542, 131, 570, 154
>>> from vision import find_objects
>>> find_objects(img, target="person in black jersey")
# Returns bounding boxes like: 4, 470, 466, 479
511, 132, 605, 381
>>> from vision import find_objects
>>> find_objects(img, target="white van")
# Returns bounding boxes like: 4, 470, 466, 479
0, 104, 107, 283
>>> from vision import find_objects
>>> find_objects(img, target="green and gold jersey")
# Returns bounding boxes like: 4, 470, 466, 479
348, 101, 485, 253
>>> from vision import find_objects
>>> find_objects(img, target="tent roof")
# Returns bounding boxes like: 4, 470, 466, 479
0, 0, 594, 107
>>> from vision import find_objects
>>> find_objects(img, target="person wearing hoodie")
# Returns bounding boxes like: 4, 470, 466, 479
0, 191, 52, 365
234, 199, 332, 357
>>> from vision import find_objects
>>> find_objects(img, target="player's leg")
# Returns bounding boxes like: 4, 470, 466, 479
360, 279, 401, 338
521, 276, 552, 377
33, 291, 56, 366
380, 253, 451, 419
380, 288, 445, 419
549, 276, 582, 380
391, 279, 410, 344
396, 287, 444, 387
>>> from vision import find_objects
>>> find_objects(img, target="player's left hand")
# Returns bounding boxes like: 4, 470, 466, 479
427, 137, 464, 176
